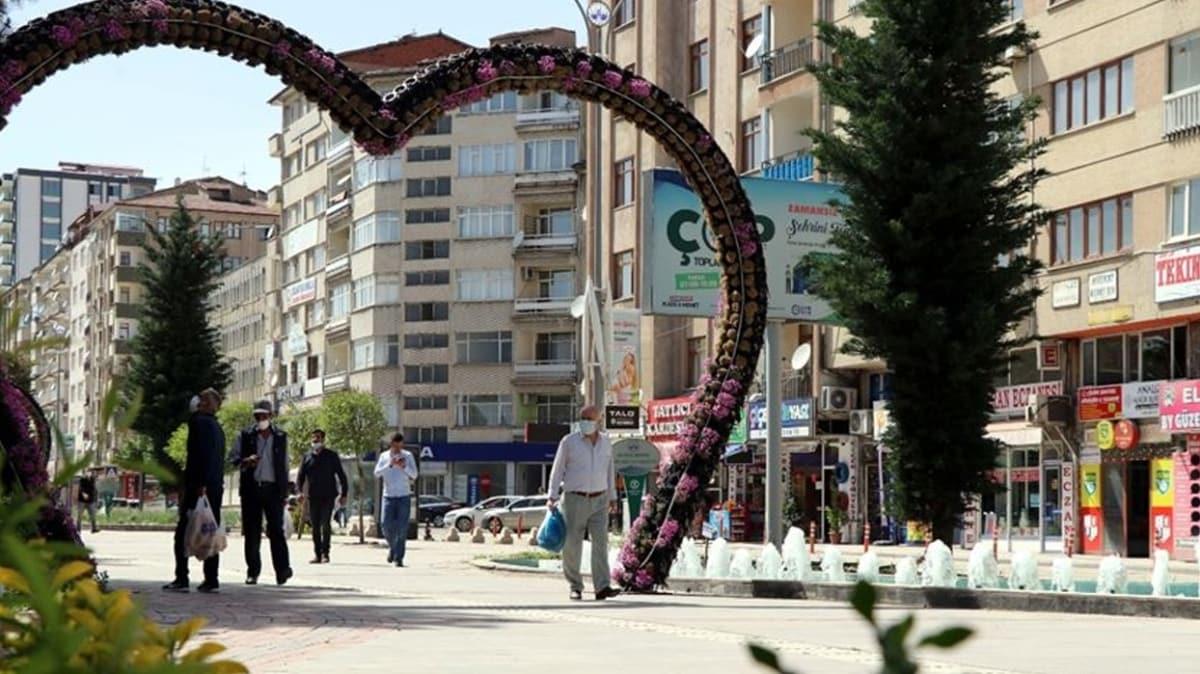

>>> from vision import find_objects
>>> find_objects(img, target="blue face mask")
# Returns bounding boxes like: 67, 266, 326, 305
579, 420, 597, 435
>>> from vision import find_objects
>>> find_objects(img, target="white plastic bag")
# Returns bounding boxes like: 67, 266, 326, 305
186, 495, 224, 561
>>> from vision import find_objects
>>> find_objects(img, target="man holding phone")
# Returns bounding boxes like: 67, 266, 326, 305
374, 432, 418, 567
231, 400, 292, 586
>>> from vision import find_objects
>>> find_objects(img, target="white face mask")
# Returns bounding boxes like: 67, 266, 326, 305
579, 420, 598, 435
188, 396, 200, 413
311, 442, 322, 452
257, 419, 270, 431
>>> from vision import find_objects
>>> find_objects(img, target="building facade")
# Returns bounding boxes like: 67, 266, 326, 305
213, 250, 282, 405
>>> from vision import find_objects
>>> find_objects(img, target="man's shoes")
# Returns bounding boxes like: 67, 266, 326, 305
276, 569, 293, 586
322, 554, 330, 564
394, 560, 404, 567
162, 580, 189, 593
91, 528, 99, 534
387, 553, 395, 564
595, 587, 622, 601
245, 576, 258, 585
569, 590, 583, 601
309, 557, 323, 564
196, 581, 219, 594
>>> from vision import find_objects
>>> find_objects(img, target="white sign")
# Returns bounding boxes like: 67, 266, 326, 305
1051, 278, 1080, 308
1122, 380, 1162, 420
286, 324, 307, 358
1088, 270, 1118, 304
1061, 461, 1075, 548
1155, 245, 1200, 303
285, 277, 317, 309
992, 380, 1063, 415
585, 1, 612, 26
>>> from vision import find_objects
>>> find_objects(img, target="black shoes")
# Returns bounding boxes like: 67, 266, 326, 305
162, 580, 189, 593
394, 559, 404, 567
387, 553, 395, 564
309, 557, 323, 564
245, 576, 258, 585
595, 587, 622, 601
276, 569, 293, 586
196, 581, 219, 594
569, 590, 583, 601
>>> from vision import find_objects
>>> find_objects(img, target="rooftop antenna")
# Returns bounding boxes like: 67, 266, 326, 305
239, 164, 248, 186
201, 155, 210, 176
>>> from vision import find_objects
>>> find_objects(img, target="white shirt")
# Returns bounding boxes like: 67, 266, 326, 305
547, 431, 616, 501
374, 449, 418, 498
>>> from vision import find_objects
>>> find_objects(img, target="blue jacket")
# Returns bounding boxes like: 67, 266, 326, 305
184, 412, 225, 498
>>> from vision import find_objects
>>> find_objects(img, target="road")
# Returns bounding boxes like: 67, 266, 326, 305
88, 530, 1199, 674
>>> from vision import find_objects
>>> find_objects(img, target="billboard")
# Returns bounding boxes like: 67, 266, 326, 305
606, 308, 642, 405
641, 168, 845, 321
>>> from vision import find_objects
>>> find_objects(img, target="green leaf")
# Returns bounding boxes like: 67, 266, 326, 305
918, 626, 973, 649
850, 580, 876, 623
747, 644, 788, 672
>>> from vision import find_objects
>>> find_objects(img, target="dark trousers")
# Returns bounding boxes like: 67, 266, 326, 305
310, 497, 335, 558
173, 493, 220, 585
241, 482, 291, 580
382, 496, 411, 563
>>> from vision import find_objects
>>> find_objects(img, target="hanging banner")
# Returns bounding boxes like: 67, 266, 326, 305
1061, 461, 1076, 553
1159, 379, 1200, 433
1152, 457, 1175, 554
623, 473, 647, 522
645, 396, 692, 446
642, 168, 844, 321
1080, 463, 1103, 555
606, 308, 642, 405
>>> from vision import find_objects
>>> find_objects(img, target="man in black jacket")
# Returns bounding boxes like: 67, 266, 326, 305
164, 388, 226, 593
230, 400, 292, 585
76, 473, 98, 534
297, 429, 348, 564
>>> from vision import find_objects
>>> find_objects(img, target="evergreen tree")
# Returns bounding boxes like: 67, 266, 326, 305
126, 203, 231, 478
807, 0, 1044, 543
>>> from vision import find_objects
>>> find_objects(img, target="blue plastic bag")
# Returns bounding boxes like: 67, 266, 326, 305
537, 508, 566, 553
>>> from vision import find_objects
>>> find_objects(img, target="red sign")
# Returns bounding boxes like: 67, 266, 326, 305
1153, 506, 1175, 554
992, 381, 1063, 415
1158, 379, 1200, 433
1113, 420, 1139, 450
1039, 342, 1060, 369
1078, 386, 1122, 421
645, 396, 693, 443
1081, 507, 1103, 554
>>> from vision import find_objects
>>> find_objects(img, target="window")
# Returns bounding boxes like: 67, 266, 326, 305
537, 270, 575, 299
1052, 56, 1134, 134
405, 333, 449, 349
456, 394, 513, 427
352, 336, 400, 370
522, 139, 578, 172
461, 91, 518, 114
535, 332, 575, 362
1169, 178, 1200, 240
385, 335, 400, 366
119, 251, 132, 267
687, 337, 706, 387
1081, 329, 1189, 386
456, 269, 514, 301
614, 250, 634, 298
352, 339, 376, 371
282, 99, 305, 126
741, 118, 762, 173
354, 154, 404, 188
353, 275, 402, 309
404, 426, 448, 444
1170, 33, 1200, 94
407, 146, 452, 162
41, 220, 62, 240
405, 364, 449, 384
996, 348, 1041, 388
303, 189, 327, 219
224, 222, 242, 239
522, 91, 572, 112
406, 208, 451, 224
690, 40, 710, 93
405, 302, 449, 322
460, 143, 516, 177
283, 204, 301, 229
741, 15, 762, 71
417, 116, 453, 135
405, 240, 450, 260
456, 331, 512, 364
1050, 195, 1133, 264
41, 178, 61, 197
114, 212, 145, 232
41, 199, 61, 220
615, 0, 635, 25
614, 157, 634, 207
329, 283, 350, 319
458, 205, 514, 238
106, 183, 120, 199
533, 208, 574, 235
117, 322, 131, 341
305, 136, 327, 166
351, 212, 402, 250
283, 152, 301, 179
407, 177, 452, 197
87, 181, 101, 197
119, 287, 130, 304
404, 396, 448, 410
406, 270, 450, 286
534, 395, 575, 424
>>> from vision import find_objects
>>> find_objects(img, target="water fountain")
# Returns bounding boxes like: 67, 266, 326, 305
1096, 555, 1128, 594
921, 540, 956, 588
730, 549, 754, 579
672, 537, 704, 578
1050, 556, 1075, 592
821, 546, 846, 583
1151, 549, 1172, 597
1008, 551, 1041, 591
967, 543, 999, 589
781, 527, 813, 582
894, 557, 920, 586
757, 544, 783, 580
705, 538, 732, 579
856, 549, 881, 584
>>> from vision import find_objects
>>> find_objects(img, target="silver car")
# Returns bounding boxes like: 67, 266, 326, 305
480, 496, 550, 533
446, 495, 523, 533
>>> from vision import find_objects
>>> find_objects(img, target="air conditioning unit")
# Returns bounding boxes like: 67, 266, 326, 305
1025, 394, 1072, 426
849, 410, 873, 436
820, 386, 857, 413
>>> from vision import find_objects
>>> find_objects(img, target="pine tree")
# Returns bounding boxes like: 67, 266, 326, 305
807, 0, 1045, 543
126, 202, 231, 478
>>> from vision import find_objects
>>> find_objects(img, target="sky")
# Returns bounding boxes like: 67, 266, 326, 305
0, 0, 587, 191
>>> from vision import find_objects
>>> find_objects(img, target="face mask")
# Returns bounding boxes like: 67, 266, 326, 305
311, 442, 322, 452
188, 395, 200, 413
257, 419, 270, 431
579, 420, 597, 435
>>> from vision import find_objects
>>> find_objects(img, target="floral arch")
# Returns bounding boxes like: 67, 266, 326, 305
0, 0, 766, 590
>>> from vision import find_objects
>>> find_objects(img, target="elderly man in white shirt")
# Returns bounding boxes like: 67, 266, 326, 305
547, 405, 622, 601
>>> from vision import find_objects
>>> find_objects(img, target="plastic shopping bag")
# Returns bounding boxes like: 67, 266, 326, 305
536, 508, 566, 553
186, 495, 222, 561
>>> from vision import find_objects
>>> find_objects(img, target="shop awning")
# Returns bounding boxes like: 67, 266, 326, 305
985, 421, 1043, 447
722, 444, 752, 464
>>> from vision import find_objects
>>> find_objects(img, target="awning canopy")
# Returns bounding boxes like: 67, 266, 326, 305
986, 421, 1043, 447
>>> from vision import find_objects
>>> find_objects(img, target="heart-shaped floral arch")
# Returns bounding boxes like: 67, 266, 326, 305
0, 0, 766, 590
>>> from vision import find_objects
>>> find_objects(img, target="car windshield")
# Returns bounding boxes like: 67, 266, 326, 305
475, 497, 507, 510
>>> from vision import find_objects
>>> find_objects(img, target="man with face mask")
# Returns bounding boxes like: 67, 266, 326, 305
297, 429, 348, 564
230, 400, 292, 585
164, 388, 225, 593
547, 405, 620, 601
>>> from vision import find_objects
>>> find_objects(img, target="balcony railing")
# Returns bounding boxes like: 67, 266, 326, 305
761, 39, 815, 85
323, 372, 347, 391
761, 151, 815, 182
514, 359, 577, 380
516, 220, 577, 252
1165, 84, 1200, 139
515, 105, 581, 129
513, 296, 574, 316
325, 255, 350, 277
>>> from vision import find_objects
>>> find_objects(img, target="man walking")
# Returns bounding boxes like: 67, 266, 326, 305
164, 389, 226, 593
547, 405, 621, 601
374, 433, 417, 567
231, 400, 292, 585
298, 429, 348, 564
76, 472, 98, 534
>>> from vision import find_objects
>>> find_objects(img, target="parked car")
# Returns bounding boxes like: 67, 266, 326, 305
418, 495, 465, 526
445, 495, 523, 533
480, 496, 550, 533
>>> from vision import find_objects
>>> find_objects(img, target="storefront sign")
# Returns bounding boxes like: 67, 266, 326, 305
1095, 420, 1115, 449
1113, 420, 1139, 450
872, 400, 892, 441
1080, 463, 1103, 554
1051, 278, 1080, 308
1078, 386, 1122, 421
1039, 341, 1061, 370
1061, 461, 1075, 553
613, 438, 662, 476
285, 277, 317, 309
1088, 270, 1118, 304
645, 396, 692, 443
1159, 380, 1200, 433
606, 308, 642, 405
1087, 305, 1133, 326
286, 324, 307, 358
1122, 381, 1162, 420
748, 398, 813, 440
623, 473, 646, 521
992, 381, 1063, 415
1152, 457, 1175, 553
605, 405, 641, 430
1155, 245, 1200, 303
1174, 438, 1200, 546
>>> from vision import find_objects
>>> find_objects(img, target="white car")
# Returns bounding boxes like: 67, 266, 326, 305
479, 496, 551, 533
446, 495, 523, 533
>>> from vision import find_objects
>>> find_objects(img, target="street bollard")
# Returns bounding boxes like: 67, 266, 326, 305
517, 515, 524, 538
863, 522, 871, 553
424, 519, 433, 541
808, 521, 816, 554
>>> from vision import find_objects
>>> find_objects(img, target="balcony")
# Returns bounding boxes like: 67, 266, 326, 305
114, 303, 141, 319
513, 359, 578, 384
113, 340, 134, 356
325, 255, 350, 279
268, 132, 284, 158
322, 372, 348, 392
514, 170, 578, 196
513, 296, 574, 319
115, 266, 139, 283
761, 39, 815, 86
325, 193, 352, 222
515, 224, 578, 254
325, 314, 349, 337
761, 151, 815, 182
0, 217, 12, 236
1165, 84, 1200, 140
115, 230, 146, 247
327, 138, 353, 164
515, 105, 581, 132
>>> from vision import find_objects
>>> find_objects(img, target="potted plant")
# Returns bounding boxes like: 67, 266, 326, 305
825, 505, 847, 544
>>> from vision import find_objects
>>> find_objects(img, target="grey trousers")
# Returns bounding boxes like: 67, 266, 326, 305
561, 492, 611, 593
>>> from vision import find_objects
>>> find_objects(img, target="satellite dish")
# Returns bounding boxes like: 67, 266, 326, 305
744, 33, 765, 59
512, 231, 525, 249
790, 343, 812, 371
570, 294, 588, 319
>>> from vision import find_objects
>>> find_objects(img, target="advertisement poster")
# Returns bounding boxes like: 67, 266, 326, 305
1152, 457, 1175, 553
606, 308, 642, 405
747, 398, 813, 440
1155, 245, 1200, 303
1080, 463, 1103, 554
642, 168, 845, 321
1158, 379, 1200, 432
1122, 381, 1162, 419
1078, 386, 1122, 421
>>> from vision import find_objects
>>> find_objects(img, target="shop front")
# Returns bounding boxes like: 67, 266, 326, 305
421, 442, 557, 504
1151, 379, 1200, 560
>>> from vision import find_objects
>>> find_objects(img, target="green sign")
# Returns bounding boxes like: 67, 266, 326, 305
624, 472, 647, 519
729, 411, 747, 444
613, 438, 660, 476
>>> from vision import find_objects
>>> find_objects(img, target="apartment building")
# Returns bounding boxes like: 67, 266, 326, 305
212, 250, 282, 405
270, 30, 583, 502
0, 162, 156, 286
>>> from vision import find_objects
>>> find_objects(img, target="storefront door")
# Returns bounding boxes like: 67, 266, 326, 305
1043, 463, 1062, 538
1127, 460, 1150, 558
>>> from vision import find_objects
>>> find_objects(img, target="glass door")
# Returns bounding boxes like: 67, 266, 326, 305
1043, 463, 1062, 538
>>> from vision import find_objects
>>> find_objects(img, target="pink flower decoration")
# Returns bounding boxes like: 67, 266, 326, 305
272, 40, 292, 59
620, 549, 640, 568
575, 60, 593, 78
634, 568, 655, 589
629, 78, 652, 98
655, 519, 681, 547
140, 0, 169, 17
51, 25, 79, 48
602, 70, 624, 89
3, 61, 26, 79
0, 88, 22, 112
103, 20, 130, 41
562, 75, 579, 92
499, 60, 518, 75
379, 107, 397, 121
696, 134, 714, 152
721, 378, 743, 395
612, 568, 628, 584
713, 403, 733, 420
700, 427, 721, 449
677, 474, 700, 498
476, 60, 498, 82
716, 391, 738, 410
151, 19, 168, 33
538, 55, 557, 74
740, 240, 759, 257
